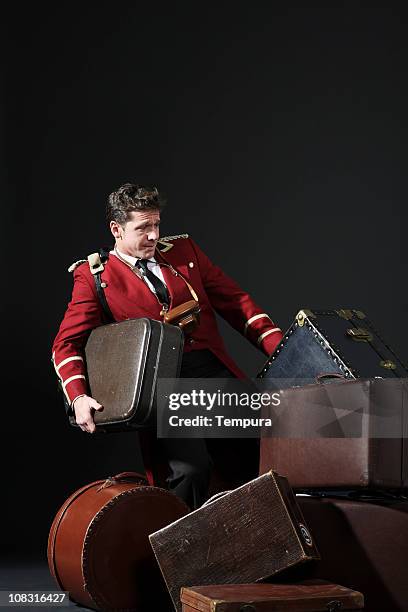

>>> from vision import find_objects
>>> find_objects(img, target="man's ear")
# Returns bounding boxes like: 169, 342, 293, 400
110, 220, 122, 240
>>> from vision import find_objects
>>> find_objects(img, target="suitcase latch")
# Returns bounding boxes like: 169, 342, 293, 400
326, 601, 342, 612
346, 327, 373, 342
380, 359, 396, 370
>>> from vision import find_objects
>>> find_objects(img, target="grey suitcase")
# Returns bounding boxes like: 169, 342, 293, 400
69, 318, 184, 431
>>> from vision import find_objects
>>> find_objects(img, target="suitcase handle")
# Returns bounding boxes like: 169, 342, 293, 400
316, 373, 347, 384
112, 471, 148, 481
201, 490, 231, 506
97, 472, 148, 490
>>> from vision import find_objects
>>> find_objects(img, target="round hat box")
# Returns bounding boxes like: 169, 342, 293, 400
48, 472, 189, 611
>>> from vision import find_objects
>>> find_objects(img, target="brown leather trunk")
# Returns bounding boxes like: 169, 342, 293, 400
259, 378, 408, 489
149, 471, 320, 612
47, 472, 189, 611
270, 497, 408, 612
180, 582, 364, 611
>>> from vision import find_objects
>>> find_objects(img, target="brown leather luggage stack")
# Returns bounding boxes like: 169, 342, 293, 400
48, 472, 189, 611
180, 582, 364, 612
48, 471, 369, 612
149, 471, 320, 612
258, 308, 408, 611
258, 308, 408, 492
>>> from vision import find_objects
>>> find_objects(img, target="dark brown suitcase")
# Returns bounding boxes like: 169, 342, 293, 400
68, 317, 184, 431
149, 471, 320, 612
181, 582, 364, 611
289, 497, 408, 612
259, 378, 408, 490
47, 472, 189, 611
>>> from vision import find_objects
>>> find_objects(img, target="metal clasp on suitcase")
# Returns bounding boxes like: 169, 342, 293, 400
326, 601, 342, 611
346, 327, 373, 342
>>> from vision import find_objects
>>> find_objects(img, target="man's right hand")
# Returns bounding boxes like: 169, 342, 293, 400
73, 395, 104, 433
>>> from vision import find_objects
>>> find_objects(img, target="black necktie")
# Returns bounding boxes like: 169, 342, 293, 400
136, 259, 170, 306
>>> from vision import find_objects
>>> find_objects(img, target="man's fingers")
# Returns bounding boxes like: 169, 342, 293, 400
80, 423, 96, 434
74, 396, 101, 433
77, 418, 96, 434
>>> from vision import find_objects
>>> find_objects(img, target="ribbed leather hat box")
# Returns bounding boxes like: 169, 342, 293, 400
48, 473, 189, 611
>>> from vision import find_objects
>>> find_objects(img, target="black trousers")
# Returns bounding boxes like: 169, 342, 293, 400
159, 350, 259, 510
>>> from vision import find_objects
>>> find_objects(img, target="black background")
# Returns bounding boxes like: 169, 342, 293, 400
4, 3, 408, 560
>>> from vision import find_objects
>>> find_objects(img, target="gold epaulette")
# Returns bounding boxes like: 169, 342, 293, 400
161, 233, 189, 241
157, 234, 189, 252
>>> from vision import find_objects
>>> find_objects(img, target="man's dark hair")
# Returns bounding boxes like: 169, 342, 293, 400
107, 183, 166, 225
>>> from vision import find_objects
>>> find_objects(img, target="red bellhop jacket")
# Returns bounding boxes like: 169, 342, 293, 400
52, 235, 283, 405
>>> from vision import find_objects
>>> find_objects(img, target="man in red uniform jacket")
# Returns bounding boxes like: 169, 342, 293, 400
52, 183, 283, 508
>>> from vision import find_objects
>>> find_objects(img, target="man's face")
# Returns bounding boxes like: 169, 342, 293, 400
110, 209, 161, 259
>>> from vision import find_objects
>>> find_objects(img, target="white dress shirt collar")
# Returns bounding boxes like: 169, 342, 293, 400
112, 247, 157, 268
